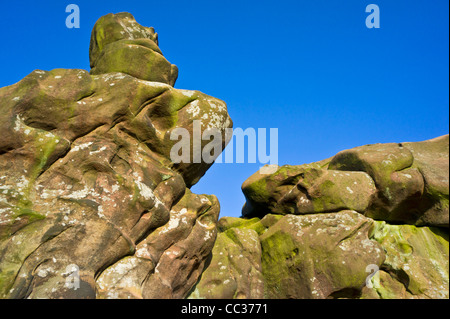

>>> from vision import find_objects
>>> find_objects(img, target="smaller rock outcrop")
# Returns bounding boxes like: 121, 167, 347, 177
191, 135, 449, 299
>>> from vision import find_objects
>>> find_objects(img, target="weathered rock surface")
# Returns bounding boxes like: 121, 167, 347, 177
242, 135, 449, 227
189, 211, 386, 299
90, 13, 178, 86
363, 222, 449, 299
242, 164, 377, 217
0, 13, 231, 299
188, 217, 268, 299
191, 136, 449, 299
329, 135, 449, 227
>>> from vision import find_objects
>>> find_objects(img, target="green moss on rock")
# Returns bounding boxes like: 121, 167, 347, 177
369, 221, 449, 298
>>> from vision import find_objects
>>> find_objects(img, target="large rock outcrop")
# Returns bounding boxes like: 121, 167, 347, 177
190, 136, 449, 299
0, 11, 448, 300
0, 13, 232, 299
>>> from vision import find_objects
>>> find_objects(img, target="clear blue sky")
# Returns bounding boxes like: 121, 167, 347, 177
1, 1, 448, 218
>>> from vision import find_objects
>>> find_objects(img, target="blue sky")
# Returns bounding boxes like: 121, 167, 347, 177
1, 1, 448, 218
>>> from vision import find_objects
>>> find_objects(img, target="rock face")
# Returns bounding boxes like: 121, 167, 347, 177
0, 13, 231, 299
191, 136, 449, 299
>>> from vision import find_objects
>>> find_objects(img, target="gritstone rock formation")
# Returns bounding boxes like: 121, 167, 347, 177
0, 12, 232, 299
190, 135, 449, 299
0, 12, 448, 300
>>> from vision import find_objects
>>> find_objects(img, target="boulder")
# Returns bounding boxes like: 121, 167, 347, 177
363, 221, 449, 299
329, 136, 449, 226
242, 164, 377, 218
0, 10, 448, 300
402, 135, 449, 227
192, 210, 449, 299
191, 211, 386, 299
96, 190, 219, 299
90, 13, 178, 86
192, 136, 449, 300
